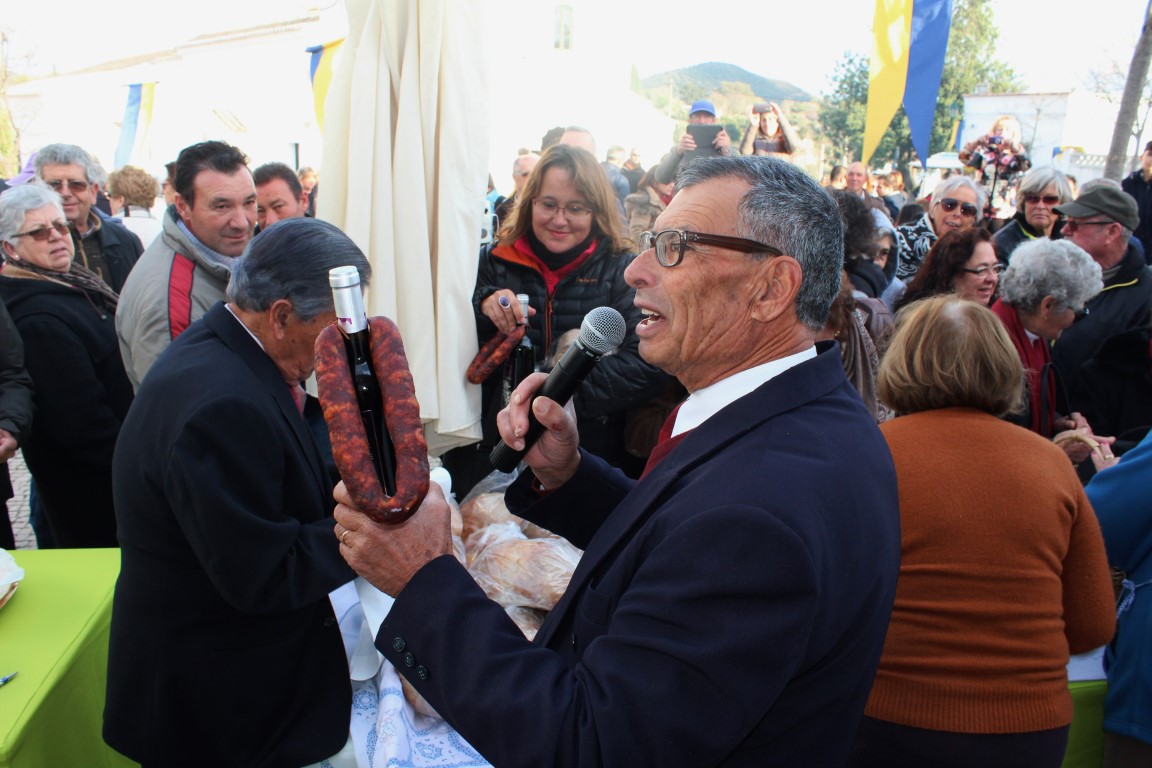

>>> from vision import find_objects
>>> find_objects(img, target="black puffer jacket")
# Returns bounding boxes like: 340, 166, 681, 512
1053, 245, 1152, 404
0, 273, 133, 546
1074, 325, 1152, 455
472, 236, 667, 464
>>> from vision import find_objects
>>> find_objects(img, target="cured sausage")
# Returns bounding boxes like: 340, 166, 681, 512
465, 325, 526, 384
315, 316, 429, 524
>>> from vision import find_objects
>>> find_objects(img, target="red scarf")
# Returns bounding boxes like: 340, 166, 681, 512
991, 299, 1055, 436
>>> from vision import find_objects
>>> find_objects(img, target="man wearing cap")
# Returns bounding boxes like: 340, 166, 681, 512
1052, 183, 1152, 403
1121, 141, 1152, 261
653, 100, 732, 185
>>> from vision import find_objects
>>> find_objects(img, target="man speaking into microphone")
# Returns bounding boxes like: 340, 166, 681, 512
336, 157, 901, 767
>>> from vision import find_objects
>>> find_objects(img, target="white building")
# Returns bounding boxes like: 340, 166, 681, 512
7, 1, 675, 195
959, 91, 1138, 185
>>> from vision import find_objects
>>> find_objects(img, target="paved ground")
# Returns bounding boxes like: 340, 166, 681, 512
7, 451, 36, 550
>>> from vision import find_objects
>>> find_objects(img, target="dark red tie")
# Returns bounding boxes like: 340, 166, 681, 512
289, 383, 307, 415
640, 403, 689, 479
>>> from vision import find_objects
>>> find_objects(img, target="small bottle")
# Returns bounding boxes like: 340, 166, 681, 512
501, 293, 535, 406
329, 266, 398, 497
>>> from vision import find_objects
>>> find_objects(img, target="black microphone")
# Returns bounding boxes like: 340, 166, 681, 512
489, 306, 627, 472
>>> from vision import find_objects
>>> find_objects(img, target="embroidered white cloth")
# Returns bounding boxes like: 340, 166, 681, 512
325, 581, 492, 768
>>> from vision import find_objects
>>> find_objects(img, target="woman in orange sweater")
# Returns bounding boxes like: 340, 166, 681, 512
847, 295, 1116, 767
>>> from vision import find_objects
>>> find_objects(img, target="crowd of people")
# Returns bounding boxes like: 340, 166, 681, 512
0, 106, 1150, 766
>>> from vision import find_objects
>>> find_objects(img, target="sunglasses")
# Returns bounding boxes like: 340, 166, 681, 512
44, 179, 91, 194
11, 221, 70, 241
936, 197, 979, 217
1023, 194, 1061, 206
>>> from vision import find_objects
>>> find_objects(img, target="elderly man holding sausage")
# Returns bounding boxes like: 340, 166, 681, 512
336, 156, 901, 767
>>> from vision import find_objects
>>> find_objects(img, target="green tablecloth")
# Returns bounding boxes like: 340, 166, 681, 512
0, 548, 137, 768
1064, 680, 1108, 768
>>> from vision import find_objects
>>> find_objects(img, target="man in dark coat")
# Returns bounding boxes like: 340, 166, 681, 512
34, 143, 143, 292
105, 219, 368, 767
1122, 141, 1152, 261
334, 157, 902, 767
1053, 186, 1152, 404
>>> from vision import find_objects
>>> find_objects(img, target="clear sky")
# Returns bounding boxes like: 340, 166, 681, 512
4, 0, 1149, 97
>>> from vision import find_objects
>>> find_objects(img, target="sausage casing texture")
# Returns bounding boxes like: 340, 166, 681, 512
315, 316, 429, 524
466, 325, 526, 384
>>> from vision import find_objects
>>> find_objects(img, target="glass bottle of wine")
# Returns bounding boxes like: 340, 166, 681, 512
329, 266, 398, 496
501, 293, 535, 406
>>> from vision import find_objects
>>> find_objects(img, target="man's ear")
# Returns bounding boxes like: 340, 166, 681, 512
750, 256, 803, 323
268, 299, 295, 338
174, 193, 192, 225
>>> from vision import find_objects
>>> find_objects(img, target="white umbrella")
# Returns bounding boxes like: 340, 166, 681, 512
318, 0, 490, 455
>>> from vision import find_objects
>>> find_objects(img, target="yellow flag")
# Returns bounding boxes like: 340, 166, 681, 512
863, 0, 914, 164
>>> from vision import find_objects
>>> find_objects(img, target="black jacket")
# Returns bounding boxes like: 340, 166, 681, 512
1053, 244, 1152, 406
473, 237, 668, 463
991, 211, 1064, 264
1122, 170, 1152, 261
81, 215, 144, 293
0, 274, 133, 546
0, 296, 34, 507
1074, 325, 1152, 455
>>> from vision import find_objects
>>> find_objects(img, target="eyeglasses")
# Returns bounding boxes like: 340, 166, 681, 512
43, 179, 91, 194
640, 229, 783, 268
1023, 194, 1061, 206
1072, 306, 1090, 322
533, 198, 593, 220
874, 247, 892, 259
10, 221, 71, 241
1064, 219, 1116, 234
959, 263, 1006, 277
936, 197, 979, 217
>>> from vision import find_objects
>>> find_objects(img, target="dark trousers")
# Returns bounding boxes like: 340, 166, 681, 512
847, 716, 1069, 768
1103, 731, 1152, 768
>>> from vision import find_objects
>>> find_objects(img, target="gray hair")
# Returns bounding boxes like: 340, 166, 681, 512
34, 143, 98, 183
227, 217, 372, 320
932, 175, 987, 213
1018, 166, 1072, 203
677, 156, 844, 330
1000, 238, 1102, 313
0, 185, 65, 245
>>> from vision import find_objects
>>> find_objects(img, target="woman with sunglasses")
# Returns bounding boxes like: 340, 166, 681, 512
443, 144, 666, 494
993, 167, 1073, 263
0, 184, 133, 546
895, 228, 1002, 310
991, 238, 1113, 463
895, 175, 985, 282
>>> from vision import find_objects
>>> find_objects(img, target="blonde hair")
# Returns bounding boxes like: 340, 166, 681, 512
878, 296, 1024, 417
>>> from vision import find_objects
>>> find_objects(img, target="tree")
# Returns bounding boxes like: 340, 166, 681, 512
819, 52, 911, 167
1105, 0, 1152, 178
818, 0, 1016, 172
0, 32, 19, 178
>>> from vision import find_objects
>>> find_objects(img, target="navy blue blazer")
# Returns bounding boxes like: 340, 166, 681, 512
105, 302, 354, 767
378, 342, 901, 767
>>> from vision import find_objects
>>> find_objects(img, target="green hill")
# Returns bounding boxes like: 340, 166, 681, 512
639, 62, 812, 105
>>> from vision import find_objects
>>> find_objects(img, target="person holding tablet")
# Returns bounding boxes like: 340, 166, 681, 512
653, 100, 733, 185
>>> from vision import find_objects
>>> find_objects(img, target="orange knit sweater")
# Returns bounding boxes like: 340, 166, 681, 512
866, 408, 1116, 733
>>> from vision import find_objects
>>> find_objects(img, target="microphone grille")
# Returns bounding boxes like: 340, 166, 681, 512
579, 307, 626, 355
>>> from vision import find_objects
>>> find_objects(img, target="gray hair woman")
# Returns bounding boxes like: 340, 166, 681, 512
0, 183, 133, 546
990, 238, 1109, 460
993, 167, 1073, 262
895, 175, 987, 282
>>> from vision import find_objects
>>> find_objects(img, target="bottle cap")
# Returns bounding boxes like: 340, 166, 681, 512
329, 266, 361, 289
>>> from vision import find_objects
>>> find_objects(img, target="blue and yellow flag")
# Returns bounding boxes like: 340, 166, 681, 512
863, 0, 953, 167
307, 39, 344, 132
114, 82, 156, 169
